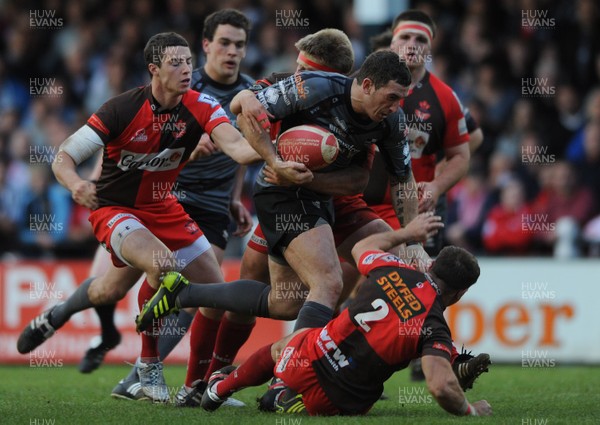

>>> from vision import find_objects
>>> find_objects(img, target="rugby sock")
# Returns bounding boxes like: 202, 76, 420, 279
216, 344, 275, 398
177, 280, 271, 317
204, 317, 256, 381
94, 303, 120, 343
49, 278, 94, 328
293, 301, 334, 331
157, 310, 194, 359
185, 311, 221, 387
138, 279, 159, 359
123, 310, 195, 382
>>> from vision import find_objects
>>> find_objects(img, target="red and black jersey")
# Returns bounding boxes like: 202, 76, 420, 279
87, 85, 229, 210
311, 250, 453, 414
363, 71, 469, 206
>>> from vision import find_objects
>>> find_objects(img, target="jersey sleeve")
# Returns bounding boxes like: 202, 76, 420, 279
87, 99, 119, 144
420, 300, 453, 361
194, 92, 231, 135
358, 250, 413, 276
461, 103, 479, 134
376, 111, 412, 180
442, 90, 469, 148
255, 72, 327, 121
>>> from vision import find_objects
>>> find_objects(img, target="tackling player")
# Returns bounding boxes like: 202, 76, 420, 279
198, 213, 493, 417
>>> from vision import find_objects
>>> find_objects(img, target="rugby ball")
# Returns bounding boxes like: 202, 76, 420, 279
277, 124, 339, 170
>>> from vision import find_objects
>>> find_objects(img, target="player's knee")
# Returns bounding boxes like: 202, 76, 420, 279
269, 297, 304, 320
91, 284, 128, 304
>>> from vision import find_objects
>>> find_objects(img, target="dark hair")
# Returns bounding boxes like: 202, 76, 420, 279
144, 32, 189, 70
432, 246, 480, 290
369, 29, 393, 52
203, 9, 251, 42
355, 50, 411, 89
392, 9, 436, 38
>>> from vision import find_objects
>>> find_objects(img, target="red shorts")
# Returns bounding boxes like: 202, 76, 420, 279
369, 204, 401, 230
274, 328, 341, 416
89, 198, 203, 267
247, 224, 268, 255
332, 195, 381, 247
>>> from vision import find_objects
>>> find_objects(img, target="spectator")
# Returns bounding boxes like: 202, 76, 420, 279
482, 178, 534, 255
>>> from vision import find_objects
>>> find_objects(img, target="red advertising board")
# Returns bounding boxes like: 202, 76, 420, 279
0, 260, 285, 365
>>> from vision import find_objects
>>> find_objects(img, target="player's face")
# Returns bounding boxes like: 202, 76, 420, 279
203, 24, 247, 84
154, 45, 193, 95
365, 80, 408, 121
390, 29, 431, 69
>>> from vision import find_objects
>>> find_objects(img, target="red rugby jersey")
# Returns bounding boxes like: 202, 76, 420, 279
363, 71, 469, 206
310, 250, 453, 413
87, 85, 229, 210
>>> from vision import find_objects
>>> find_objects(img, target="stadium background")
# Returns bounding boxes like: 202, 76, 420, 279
1, 0, 599, 369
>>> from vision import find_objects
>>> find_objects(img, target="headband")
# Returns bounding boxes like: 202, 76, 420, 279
393, 21, 434, 45
297, 52, 340, 73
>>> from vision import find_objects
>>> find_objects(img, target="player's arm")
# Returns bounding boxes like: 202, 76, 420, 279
390, 170, 418, 227
229, 165, 253, 237
263, 163, 368, 196
421, 355, 492, 416
209, 122, 262, 165
351, 212, 443, 263
52, 125, 103, 210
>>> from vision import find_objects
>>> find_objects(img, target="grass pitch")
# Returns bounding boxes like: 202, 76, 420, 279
1, 364, 598, 424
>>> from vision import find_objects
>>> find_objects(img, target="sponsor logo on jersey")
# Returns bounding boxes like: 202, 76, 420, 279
197, 93, 220, 108
130, 128, 148, 142
415, 100, 431, 121
316, 327, 352, 371
117, 148, 185, 172
362, 252, 400, 265
375, 270, 426, 322
184, 219, 199, 234
264, 87, 279, 104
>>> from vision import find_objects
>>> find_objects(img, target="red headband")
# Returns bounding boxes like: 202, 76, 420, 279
393, 21, 433, 44
297, 52, 340, 73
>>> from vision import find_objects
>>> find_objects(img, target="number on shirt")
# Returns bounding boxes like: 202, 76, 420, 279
353, 298, 389, 332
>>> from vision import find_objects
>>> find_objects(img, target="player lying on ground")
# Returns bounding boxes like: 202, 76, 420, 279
195, 213, 492, 416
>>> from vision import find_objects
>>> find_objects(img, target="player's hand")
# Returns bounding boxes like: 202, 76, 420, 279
417, 181, 440, 213
229, 200, 253, 237
263, 164, 292, 186
237, 113, 270, 143
71, 180, 98, 210
471, 400, 492, 416
239, 91, 273, 130
271, 159, 313, 185
404, 212, 444, 242
190, 133, 220, 161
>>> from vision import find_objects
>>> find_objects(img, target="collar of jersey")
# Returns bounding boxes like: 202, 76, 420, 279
147, 86, 183, 115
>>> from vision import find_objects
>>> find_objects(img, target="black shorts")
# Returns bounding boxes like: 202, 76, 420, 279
253, 186, 334, 262
180, 203, 230, 250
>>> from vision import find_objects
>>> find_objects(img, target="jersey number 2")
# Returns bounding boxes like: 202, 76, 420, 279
354, 299, 389, 332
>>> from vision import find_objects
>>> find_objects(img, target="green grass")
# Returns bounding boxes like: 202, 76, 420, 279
1, 364, 598, 424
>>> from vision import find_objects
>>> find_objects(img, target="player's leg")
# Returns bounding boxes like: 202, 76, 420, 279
201, 329, 306, 411
281, 224, 343, 331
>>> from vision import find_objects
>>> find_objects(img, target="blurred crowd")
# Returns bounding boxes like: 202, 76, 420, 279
0, 0, 599, 259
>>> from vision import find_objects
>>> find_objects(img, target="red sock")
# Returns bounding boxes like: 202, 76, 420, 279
216, 344, 275, 398
185, 311, 221, 387
450, 343, 459, 364
203, 317, 256, 381
138, 279, 159, 359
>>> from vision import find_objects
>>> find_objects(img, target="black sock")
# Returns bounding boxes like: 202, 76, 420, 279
94, 303, 120, 342
293, 301, 334, 331
158, 309, 194, 360
49, 278, 94, 328
177, 279, 271, 317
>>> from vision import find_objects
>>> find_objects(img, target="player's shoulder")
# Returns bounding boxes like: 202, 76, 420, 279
102, 85, 147, 109
426, 72, 461, 104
